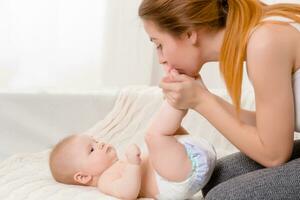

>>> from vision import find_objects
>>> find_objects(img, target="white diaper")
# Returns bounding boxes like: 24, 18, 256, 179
155, 135, 216, 200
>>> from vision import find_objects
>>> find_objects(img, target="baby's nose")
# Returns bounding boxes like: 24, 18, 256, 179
97, 142, 105, 149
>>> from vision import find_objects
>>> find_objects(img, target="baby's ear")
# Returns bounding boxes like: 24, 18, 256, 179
73, 172, 92, 185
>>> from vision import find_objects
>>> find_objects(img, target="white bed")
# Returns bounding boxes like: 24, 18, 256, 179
0, 86, 298, 200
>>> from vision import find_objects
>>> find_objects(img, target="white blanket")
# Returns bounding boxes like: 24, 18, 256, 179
2, 85, 296, 200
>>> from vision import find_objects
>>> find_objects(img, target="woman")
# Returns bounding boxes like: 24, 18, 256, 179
139, 0, 300, 199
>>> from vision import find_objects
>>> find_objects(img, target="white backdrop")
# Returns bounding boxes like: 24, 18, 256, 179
0, 0, 299, 91
0, 0, 155, 91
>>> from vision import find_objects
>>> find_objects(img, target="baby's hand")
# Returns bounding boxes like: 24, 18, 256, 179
125, 144, 142, 165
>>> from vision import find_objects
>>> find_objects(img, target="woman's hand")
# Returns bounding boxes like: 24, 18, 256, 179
159, 69, 210, 110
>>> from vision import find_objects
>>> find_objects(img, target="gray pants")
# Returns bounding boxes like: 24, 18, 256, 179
202, 140, 300, 200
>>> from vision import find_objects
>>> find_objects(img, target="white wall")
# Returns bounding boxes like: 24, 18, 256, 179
0, 0, 108, 91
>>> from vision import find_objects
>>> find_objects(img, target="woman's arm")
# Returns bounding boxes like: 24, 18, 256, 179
160, 24, 296, 167
194, 24, 295, 167
213, 95, 256, 126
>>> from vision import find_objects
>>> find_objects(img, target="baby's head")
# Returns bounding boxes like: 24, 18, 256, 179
49, 134, 118, 186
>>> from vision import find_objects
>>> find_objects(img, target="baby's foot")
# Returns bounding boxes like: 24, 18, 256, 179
162, 69, 180, 83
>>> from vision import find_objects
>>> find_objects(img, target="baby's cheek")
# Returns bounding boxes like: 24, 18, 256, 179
97, 157, 111, 167
87, 159, 105, 174
88, 156, 102, 166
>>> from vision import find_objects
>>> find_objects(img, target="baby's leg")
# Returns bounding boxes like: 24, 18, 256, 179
145, 133, 192, 182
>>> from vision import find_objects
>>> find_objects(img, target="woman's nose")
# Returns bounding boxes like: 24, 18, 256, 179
157, 51, 167, 65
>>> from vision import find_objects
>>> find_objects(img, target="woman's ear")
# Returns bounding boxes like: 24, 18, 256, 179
73, 172, 92, 185
186, 30, 198, 45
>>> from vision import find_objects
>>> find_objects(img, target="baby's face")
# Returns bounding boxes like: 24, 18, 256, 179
69, 134, 118, 176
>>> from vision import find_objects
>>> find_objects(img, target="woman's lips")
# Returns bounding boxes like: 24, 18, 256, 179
175, 69, 184, 74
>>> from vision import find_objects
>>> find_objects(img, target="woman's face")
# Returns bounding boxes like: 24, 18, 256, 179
143, 20, 204, 77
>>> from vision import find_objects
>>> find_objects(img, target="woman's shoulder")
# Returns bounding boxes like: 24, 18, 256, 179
246, 22, 298, 73
245, 22, 297, 85
247, 21, 298, 56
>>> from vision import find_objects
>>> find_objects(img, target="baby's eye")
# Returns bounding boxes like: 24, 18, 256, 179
90, 147, 94, 153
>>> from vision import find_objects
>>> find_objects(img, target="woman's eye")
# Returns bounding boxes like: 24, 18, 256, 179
90, 147, 94, 153
156, 44, 162, 50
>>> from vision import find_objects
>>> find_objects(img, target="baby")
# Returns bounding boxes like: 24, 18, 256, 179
49, 72, 216, 200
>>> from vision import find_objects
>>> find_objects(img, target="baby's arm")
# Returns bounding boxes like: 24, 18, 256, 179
97, 144, 142, 200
